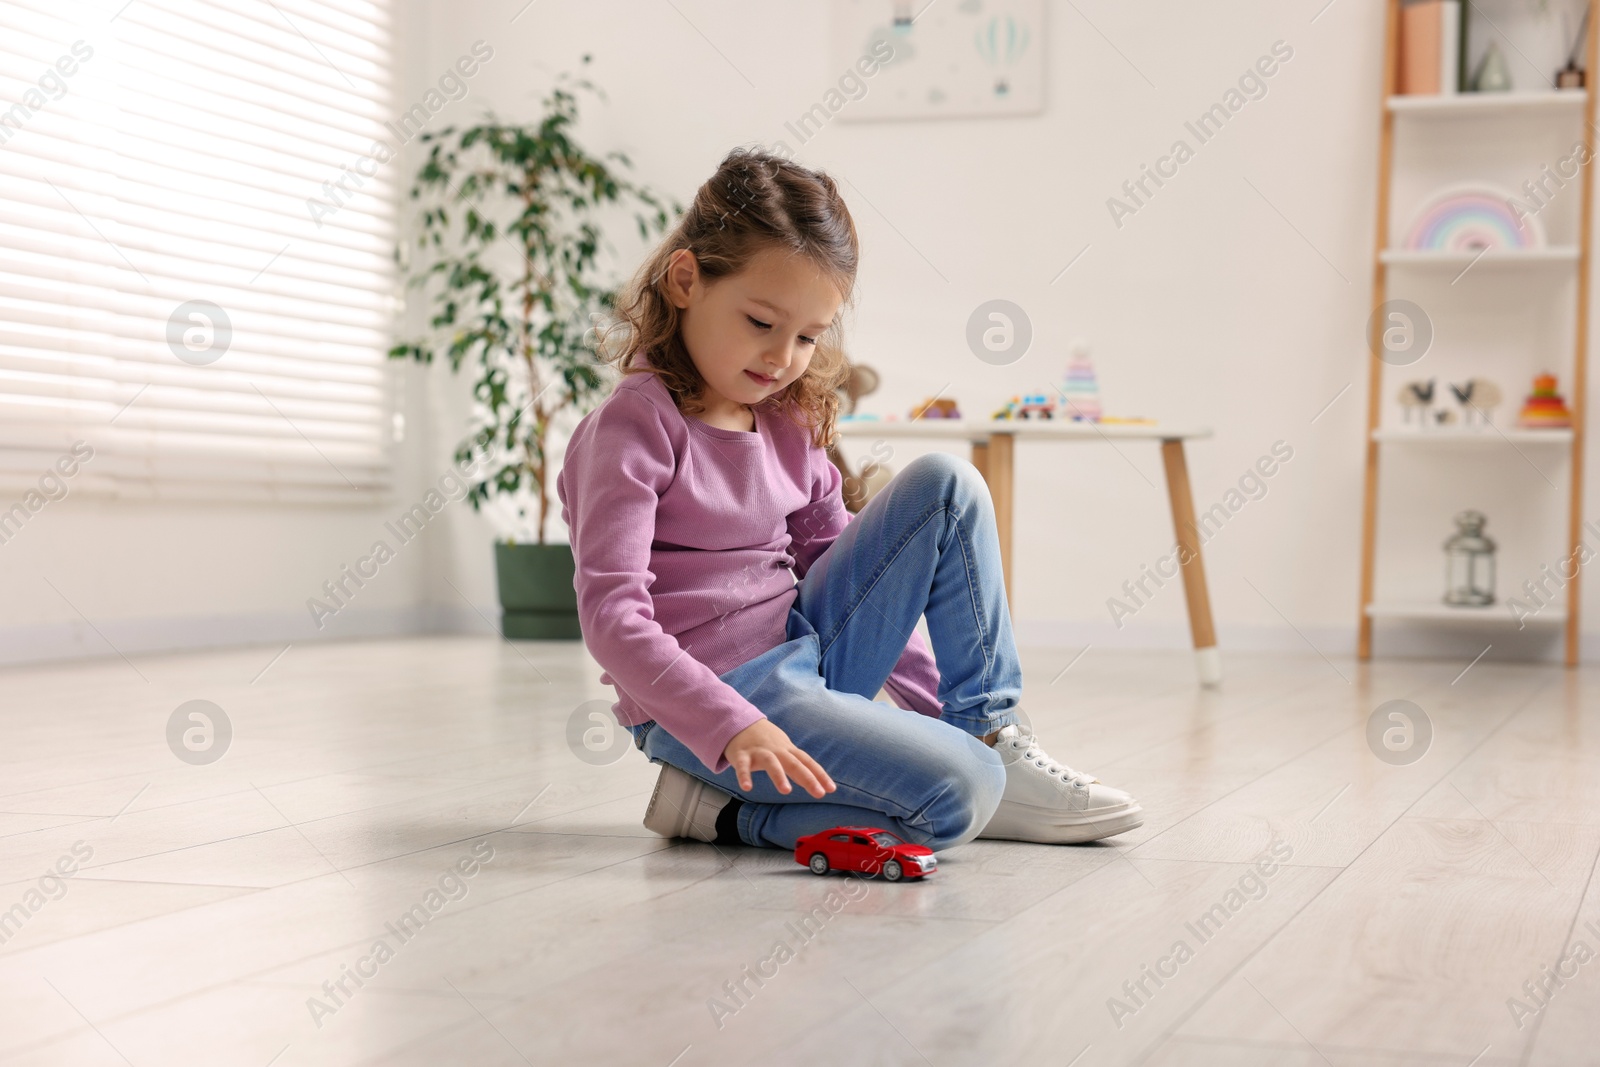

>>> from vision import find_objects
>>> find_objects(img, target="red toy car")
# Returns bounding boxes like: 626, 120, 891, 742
793, 826, 937, 881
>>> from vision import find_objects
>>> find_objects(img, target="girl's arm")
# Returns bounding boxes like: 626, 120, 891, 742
786, 446, 944, 718
557, 390, 767, 775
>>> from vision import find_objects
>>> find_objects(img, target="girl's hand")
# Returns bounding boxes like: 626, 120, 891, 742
723, 719, 837, 798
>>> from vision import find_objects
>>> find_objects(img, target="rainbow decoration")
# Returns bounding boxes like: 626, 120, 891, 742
1402, 183, 1543, 252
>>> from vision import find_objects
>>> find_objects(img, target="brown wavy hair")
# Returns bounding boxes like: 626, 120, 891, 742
595, 146, 856, 450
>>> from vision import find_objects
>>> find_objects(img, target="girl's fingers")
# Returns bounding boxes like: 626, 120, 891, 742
794, 748, 836, 793
758, 751, 792, 794
782, 747, 831, 795
782, 752, 828, 798
732, 745, 835, 798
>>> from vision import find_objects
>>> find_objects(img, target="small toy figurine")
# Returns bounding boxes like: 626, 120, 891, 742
1468, 378, 1503, 425
910, 397, 961, 419
991, 393, 1056, 420
1450, 379, 1504, 428
1517, 373, 1573, 429
794, 826, 937, 881
1017, 392, 1055, 418
1399, 379, 1436, 426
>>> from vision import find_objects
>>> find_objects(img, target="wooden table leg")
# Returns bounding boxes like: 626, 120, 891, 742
973, 434, 1014, 612
1160, 439, 1221, 687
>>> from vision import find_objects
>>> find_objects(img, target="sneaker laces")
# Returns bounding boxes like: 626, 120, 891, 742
1008, 728, 1096, 787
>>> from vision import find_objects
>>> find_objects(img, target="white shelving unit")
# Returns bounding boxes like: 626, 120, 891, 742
1387, 88, 1587, 117
1365, 600, 1567, 624
1358, 0, 1594, 666
1379, 247, 1581, 268
1371, 428, 1575, 445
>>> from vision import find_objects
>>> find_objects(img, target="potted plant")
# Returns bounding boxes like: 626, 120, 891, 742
390, 58, 678, 639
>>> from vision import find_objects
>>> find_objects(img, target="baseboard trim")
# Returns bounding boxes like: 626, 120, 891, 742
0, 604, 507, 669
1014, 617, 1600, 664
4, 608, 1596, 668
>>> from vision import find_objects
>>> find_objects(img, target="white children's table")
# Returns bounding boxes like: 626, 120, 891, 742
834, 418, 1221, 687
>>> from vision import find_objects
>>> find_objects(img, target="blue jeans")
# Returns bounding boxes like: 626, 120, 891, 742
628, 452, 1021, 852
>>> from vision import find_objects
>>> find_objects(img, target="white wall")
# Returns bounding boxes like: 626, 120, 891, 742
418, 0, 1600, 663
6, 0, 1595, 667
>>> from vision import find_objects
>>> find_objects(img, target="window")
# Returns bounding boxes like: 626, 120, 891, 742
0, 0, 396, 502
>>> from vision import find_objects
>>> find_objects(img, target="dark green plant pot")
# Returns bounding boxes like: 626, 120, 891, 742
494, 541, 583, 640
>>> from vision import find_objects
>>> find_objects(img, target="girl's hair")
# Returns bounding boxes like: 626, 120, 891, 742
596, 146, 856, 450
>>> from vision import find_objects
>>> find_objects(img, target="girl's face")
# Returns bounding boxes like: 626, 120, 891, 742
665, 245, 843, 424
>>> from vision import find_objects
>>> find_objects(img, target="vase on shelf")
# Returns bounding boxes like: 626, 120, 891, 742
1470, 41, 1512, 92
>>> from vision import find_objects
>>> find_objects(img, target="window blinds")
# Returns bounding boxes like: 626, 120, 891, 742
0, 0, 397, 503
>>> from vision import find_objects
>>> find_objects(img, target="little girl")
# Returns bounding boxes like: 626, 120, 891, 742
556, 147, 1142, 855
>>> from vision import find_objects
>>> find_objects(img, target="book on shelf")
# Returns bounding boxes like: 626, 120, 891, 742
1399, 0, 1462, 95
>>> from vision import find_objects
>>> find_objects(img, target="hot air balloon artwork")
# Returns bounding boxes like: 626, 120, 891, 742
830, 0, 1043, 120
975, 12, 1032, 97
1400, 182, 1546, 252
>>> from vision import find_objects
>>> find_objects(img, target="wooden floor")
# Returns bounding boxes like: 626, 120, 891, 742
1, 636, 1598, 1066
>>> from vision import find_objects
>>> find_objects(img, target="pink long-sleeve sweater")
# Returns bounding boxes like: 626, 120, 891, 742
555, 362, 942, 774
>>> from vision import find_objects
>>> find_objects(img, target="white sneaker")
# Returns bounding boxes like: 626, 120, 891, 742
642, 762, 734, 843
978, 724, 1144, 844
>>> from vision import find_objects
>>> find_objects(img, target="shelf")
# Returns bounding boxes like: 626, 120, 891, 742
1387, 90, 1587, 118
1366, 601, 1565, 624
1361, 0, 1591, 667
1380, 247, 1580, 268
1373, 428, 1574, 445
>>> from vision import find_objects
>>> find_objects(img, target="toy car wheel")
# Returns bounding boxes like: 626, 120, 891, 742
808, 852, 830, 875
881, 859, 903, 882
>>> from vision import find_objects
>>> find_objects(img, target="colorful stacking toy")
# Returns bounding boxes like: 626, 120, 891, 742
1058, 342, 1101, 422
1516, 373, 1572, 429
